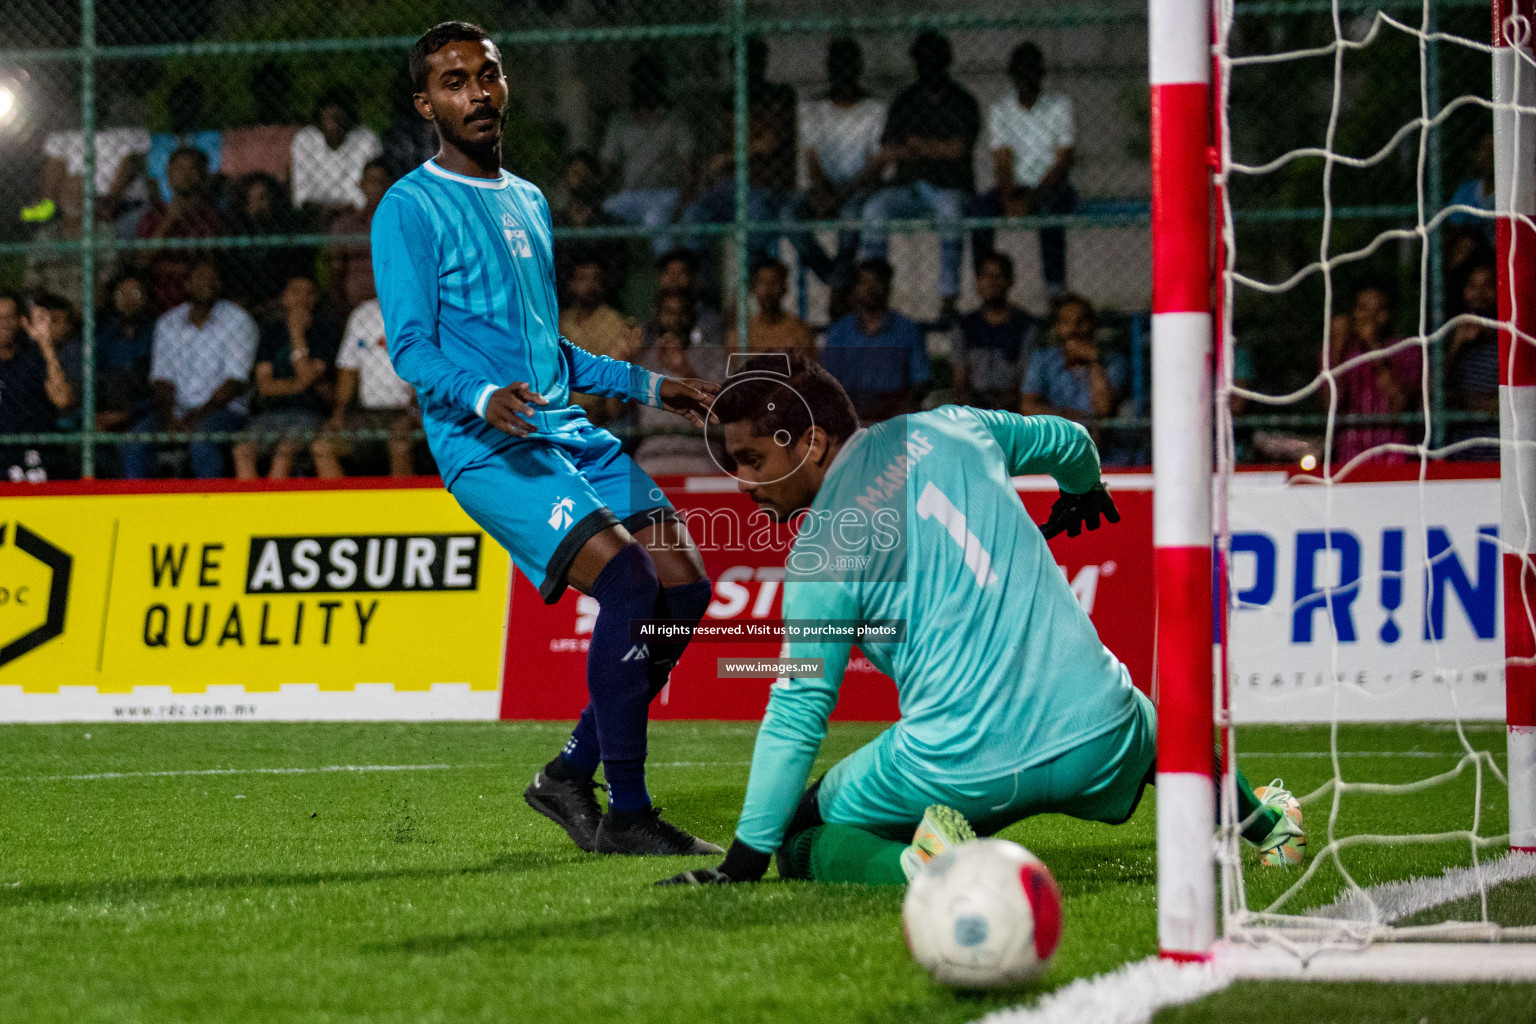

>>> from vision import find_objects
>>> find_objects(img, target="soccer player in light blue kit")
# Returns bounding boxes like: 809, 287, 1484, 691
374, 22, 724, 857
660, 357, 1303, 885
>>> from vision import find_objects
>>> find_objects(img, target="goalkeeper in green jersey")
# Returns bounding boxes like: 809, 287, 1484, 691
660, 356, 1303, 886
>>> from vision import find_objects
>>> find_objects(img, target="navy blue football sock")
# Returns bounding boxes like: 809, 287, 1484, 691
548, 707, 600, 780
587, 543, 661, 815
646, 578, 714, 699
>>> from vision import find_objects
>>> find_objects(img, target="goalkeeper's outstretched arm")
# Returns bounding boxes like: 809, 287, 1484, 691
965, 407, 1120, 539
657, 579, 857, 885
967, 408, 1102, 494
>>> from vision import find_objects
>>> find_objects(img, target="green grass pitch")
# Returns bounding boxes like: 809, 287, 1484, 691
1, 720, 1532, 1023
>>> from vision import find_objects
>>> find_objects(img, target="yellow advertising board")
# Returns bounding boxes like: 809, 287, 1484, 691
0, 483, 510, 721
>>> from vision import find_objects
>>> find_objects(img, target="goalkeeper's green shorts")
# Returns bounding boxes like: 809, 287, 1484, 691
817, 686, 1157, 840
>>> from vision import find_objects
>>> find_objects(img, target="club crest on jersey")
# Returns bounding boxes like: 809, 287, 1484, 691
502, 214, 532, 258
549, 497, 575, 530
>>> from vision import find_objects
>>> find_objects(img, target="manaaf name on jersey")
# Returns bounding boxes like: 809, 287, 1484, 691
855, 430, 935, 513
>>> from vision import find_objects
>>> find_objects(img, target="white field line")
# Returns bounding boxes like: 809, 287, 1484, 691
972, 957, 1231, 1024
977, 857, 1536, 1023
1241, 750, 1499, 758
7, 760, 754, 783
1314, 851, 1536, 922
10, 763, 457, 783
5, 751, 1471, 784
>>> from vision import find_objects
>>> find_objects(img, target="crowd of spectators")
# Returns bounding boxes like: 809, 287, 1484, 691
5, 64, 420, 482
0, 32, 1504, 481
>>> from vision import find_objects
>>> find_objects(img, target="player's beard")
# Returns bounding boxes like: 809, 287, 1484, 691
441, 109, 505, 164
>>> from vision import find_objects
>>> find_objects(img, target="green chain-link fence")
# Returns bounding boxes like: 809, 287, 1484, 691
0, 0, 1497, 482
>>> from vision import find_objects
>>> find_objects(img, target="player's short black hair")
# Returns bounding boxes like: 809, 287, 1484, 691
1353, 277, 1398, 311
1052, 291, 1097, 328
566, 149, 601, 175
629, 53, 668, 108
976, 250, 1015, 280
30, 290, 74, 317
410, 21, 495, 93
655, 247, 701, 277
854, 257, 894, 289
167, 145, 209, 175
712, 354, 860, 449
314, 86, 359, 127
827, 35, 863, 76
1008, 41, 1045, 82
910, 30, 952, 74
751, 255, 788, 281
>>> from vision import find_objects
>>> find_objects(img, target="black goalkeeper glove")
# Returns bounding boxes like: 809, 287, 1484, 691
656, 839, 771, 886
1039, 482, 1120, 540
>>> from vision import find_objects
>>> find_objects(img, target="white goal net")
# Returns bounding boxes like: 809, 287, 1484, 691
1208, 0, 1536, 972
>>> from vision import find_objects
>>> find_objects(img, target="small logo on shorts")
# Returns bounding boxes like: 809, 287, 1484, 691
622, 643, 649, 662
548, 497, 575, 531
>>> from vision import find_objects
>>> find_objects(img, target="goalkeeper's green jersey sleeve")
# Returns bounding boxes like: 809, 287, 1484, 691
735, 407, 1145, 854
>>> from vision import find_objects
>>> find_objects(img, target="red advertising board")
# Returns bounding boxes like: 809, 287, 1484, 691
499, 473, 1154, 721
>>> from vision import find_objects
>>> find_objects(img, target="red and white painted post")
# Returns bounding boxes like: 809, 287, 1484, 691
1496, 0, 1536, 856
1151, 0, 1217, 956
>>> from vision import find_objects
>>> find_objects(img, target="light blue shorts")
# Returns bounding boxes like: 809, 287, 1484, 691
450, 421, 676, 603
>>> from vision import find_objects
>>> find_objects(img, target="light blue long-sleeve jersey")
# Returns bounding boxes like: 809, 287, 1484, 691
735, 408, 1144, 853
371, 159, 660, 488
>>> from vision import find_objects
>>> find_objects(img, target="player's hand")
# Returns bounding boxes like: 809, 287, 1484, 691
659, 377, 720, 429
484, 381, 549, 437
1039, 482, 1120, 539
656, 866, 735, 886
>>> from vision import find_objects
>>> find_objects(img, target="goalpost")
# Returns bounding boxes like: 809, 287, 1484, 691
1150, 0, 1536, 978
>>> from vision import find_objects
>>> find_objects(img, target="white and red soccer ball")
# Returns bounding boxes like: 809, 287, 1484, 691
902, 839, 1063, 988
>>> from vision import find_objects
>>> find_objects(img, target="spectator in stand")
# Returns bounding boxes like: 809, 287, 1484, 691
228, 172, 312, 314
860, 31, 980, 323
290, 89, 383, 228
93, 272, 156, 461
647, 248, 725, 348
975, 42, 1077, 298
560, 256, 633, 426
600, 54, 697, 257
328, 158, 392, 310
234, 274, 339, 480
1328, 281, 1420, 467
728, 257, 816, 353
26, 292, 81, 424
634, 290, 727, 476
136, 147, 231, 313
220, 61, 302, 187
25, 173, 117, 310
39, 92, 152, 241
383, 67, 438, 180
795, 36, 889, 297
954, 251, 1037, 410
146, 78, 222, 204
819, 258, 930, 422
1020, 294, 1123, 423
1447, 261, 1499, 460
0, 292, 73, 482
1447, 130, 1497, 275
318, 297, 419, 478
552, 151, 629, 308
123, 258, 258, 479
683, 36, 798, 272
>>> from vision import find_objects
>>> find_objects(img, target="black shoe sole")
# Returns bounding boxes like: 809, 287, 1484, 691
594, 823, 725, 857
523, 785, 599, 853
